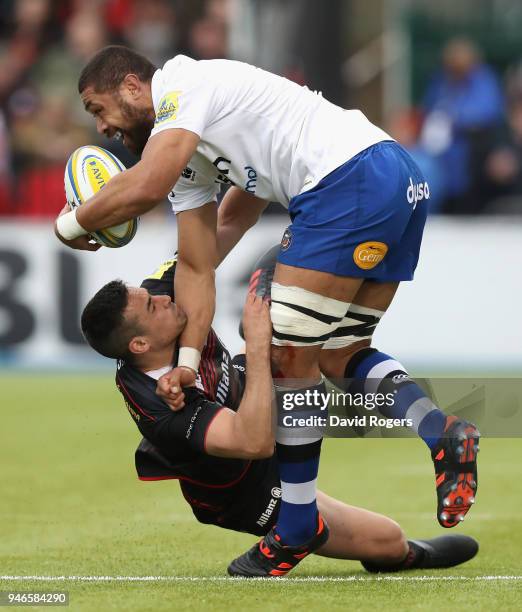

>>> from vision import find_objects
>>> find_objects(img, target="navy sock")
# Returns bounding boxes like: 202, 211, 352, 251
275, 452, 320, 545
344, 348, 447, 449
274, 381, 325, 545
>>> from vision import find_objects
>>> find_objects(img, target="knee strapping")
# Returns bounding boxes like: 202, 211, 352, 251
322, 304, 384, 350
270, 283, 349, 347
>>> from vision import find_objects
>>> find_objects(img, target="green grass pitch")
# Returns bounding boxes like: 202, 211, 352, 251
1, 374, 522, 611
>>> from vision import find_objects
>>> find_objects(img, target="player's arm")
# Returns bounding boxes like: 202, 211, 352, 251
174, 201, 217, 360
216, 186, 268, 265
203, 293, 274, 459
55, 129, 199, 248
121, 295, 273, 460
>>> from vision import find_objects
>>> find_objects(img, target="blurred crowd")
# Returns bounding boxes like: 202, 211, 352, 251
0, 0, 230, 217
0, 1, 520, 217
388, 37, 522, 215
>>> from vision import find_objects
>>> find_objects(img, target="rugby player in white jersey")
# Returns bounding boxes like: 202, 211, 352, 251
55, 46, 480, 577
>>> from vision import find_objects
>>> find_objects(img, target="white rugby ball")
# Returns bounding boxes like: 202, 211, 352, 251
64, 145, 138, 248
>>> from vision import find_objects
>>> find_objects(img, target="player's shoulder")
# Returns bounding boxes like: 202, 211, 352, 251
140, 257, 177, 298
156, 54, 254, 87
159, 54, 197, 76
115, 360, 164, 424
154, 54, 213, 87
116, 359, 155, 401
152, 55, 197, 108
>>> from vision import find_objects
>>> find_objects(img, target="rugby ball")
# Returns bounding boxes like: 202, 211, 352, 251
64, 145, 138, 248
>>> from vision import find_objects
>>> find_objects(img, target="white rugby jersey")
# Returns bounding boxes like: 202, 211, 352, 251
149, 55, 391, 213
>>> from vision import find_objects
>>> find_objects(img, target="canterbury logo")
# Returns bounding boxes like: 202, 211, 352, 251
392, 373, 411, 384
407, 177, 430, 209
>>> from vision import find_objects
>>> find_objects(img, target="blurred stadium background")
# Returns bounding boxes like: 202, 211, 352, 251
1, 2, 522, 609
0, 0, 521, 371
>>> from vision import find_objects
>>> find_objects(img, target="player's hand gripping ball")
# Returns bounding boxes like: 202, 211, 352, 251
64, 145, 138, 248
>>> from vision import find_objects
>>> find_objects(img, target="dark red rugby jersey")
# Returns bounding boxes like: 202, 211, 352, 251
115, 258, 276, 514
112, 256, 287, 535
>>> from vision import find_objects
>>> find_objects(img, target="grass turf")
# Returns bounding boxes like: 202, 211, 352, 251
1, 374, 521, 611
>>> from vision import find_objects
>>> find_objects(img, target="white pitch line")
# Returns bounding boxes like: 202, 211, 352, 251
1, 576, 522, 583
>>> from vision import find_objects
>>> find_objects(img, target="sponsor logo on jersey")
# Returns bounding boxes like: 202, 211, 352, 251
244, 165, 258, 193
407, 177, 430, 209
185, 405, 202, 439
155, 91, 181, 124
353, 241, 388, 270
256, 487, 282, 527
215, 351, 230, 404
122, 396, 140, 422
212, 156, 236, 186
281, 227, 292, 251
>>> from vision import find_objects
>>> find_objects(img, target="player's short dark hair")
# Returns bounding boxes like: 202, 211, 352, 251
81, 280, 142, 363
78, 45, 156, 94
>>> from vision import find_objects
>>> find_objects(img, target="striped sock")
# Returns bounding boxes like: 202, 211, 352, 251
274, 380, 325, 546
345, 348, 447, 449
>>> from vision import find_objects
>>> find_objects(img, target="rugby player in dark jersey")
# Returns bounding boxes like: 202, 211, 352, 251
80, 255, 478, 577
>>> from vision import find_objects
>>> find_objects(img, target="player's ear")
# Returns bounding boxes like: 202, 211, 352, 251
121, 74, 142, 99
128, 335, 149, 356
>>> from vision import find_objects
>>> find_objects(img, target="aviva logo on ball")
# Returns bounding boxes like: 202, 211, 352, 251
64, 145, 138, 248
85, 157, 111, 192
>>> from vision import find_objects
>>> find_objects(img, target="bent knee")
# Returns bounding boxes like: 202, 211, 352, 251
366, 518, 408, 563
319, 340, 371, 379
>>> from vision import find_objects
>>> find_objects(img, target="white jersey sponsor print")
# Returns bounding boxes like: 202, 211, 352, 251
149, 55, 391, 213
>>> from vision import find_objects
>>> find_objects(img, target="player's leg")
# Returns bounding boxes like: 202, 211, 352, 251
230, 140, 442, 577
315, 490, 479, 571
269, 265, 363, 545
320, 278, 480, 528
315, 490, 407, 563
239, 246, 363, 550
228, 267, 365, 577
320, 279, 451, 448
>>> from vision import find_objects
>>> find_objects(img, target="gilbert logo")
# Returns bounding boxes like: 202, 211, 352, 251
353, 241, 388, 270
407, 177, 430, 209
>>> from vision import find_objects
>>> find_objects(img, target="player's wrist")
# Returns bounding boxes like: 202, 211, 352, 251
246, 343, 271, 362
178, 347, 201, 372
56, 209, 88, 240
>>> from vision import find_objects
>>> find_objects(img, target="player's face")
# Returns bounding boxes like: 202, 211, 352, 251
81, 86, 155, 155
125, 287, 187, 350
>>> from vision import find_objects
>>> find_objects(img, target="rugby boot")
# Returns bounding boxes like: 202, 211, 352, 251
431, 417, 480, 528
227, 514, 329, 577
362, 535, 479, 572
